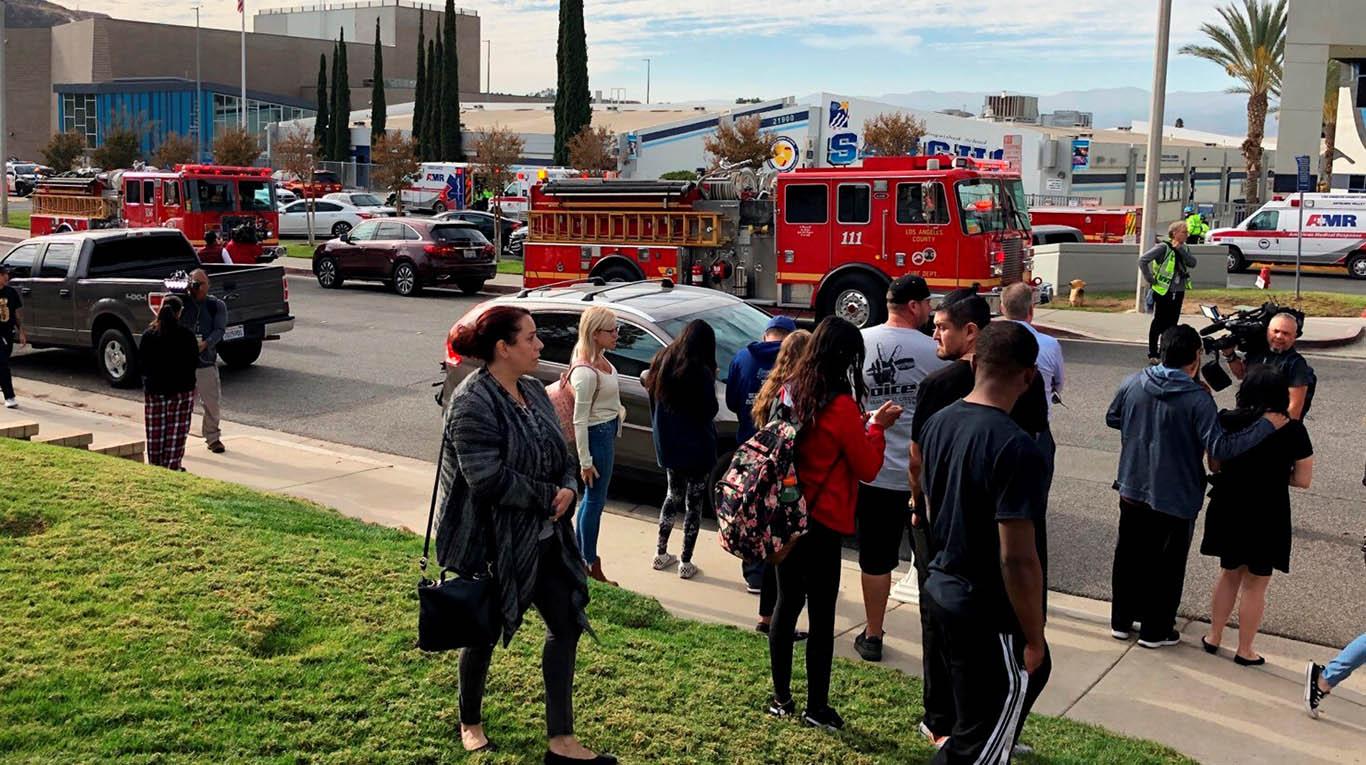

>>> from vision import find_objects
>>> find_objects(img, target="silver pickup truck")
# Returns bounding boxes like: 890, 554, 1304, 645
1, 228, 294, 387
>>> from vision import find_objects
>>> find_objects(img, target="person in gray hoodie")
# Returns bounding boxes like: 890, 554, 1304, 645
1105, 324, 1288, 649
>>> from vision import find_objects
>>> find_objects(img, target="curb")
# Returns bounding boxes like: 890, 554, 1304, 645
1034, 322, 1364, 350
278, 261, 520, 295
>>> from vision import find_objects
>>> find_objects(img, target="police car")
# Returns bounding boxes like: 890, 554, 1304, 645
1209, 194, 1366, 279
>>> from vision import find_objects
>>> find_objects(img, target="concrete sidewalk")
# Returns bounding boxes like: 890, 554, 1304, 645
7, 376, 1366, 764
1034, 307, 1366, 354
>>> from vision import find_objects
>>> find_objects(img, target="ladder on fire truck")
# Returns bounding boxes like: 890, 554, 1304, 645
31, 177, 116, 220
528, 209, 723, 248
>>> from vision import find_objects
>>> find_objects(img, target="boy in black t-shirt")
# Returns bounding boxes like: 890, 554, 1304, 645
0, 265, 26, 408
920, 321, 1051, 764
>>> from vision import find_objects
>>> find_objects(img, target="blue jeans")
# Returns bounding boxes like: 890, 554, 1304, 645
575, 418, 617, 565
1324, 632, 1366, 687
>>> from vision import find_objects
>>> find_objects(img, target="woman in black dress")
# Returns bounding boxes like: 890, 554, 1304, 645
1201, 366, 1314, 666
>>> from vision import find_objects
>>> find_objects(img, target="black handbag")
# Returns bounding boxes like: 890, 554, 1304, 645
416, 430, 501, 652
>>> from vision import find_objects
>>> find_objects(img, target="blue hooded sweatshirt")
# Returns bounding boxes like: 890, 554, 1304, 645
725, 340, 783, 443
1106, 365, 1275, 520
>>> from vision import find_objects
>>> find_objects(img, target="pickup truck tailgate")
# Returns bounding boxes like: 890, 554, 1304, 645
206, 264, 290, 324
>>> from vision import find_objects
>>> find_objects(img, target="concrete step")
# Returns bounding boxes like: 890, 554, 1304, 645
32, 429, 94, 449
0, 419, 40, 440
90, 436, 146, 462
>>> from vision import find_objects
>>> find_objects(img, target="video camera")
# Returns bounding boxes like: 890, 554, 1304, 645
1197, 301, 1304, 391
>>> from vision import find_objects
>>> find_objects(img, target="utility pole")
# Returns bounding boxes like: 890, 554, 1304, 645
1, 0, 8, 227
1135, 0, 1172, 312
643, 58, 651, 104
240, 0, 247, 129
195, 3, 202, 161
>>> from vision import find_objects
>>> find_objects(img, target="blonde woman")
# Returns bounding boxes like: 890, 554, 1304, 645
571, 306, 626, 585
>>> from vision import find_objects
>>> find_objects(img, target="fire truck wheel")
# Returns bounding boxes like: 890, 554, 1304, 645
1226, 246, 1248, 274
315, 257, 344, 289
595, 263, 640, 283
1347, 252, 1366, 280
820, 273, 887, 329
331, 221, 353, 238
97, 327, 140, 388
54, 224, 74, 234
392, 261, 423, 296
218, 340, 263, 369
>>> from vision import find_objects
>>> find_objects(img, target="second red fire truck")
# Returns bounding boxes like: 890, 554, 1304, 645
521, 155, 1047, 327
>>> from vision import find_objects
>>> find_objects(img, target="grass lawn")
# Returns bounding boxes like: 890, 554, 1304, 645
3, 211, 29, 231
497, 259, 524, 275
1049, 288, 1366, 318
0, 440, 1193, 764
284, 243, 317, 260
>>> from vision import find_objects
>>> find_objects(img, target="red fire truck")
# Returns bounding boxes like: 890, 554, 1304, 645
1028, 206, 1140, 244
522, 155, 1044, 327
29, 165, 284, 263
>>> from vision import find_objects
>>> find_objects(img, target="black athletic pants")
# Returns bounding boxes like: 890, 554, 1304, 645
459, 535, 582, 737
770, 520, 842, 710
1147, 290, 1185, 359
926, 595, 1052, 765
1110, 498, 1195, 642
0, 336, 14, 400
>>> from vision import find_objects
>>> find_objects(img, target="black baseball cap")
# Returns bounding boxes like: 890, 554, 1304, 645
888, 274, 931, 304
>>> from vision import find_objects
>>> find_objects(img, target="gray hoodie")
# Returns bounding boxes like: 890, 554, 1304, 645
1106, 365, 1274, 519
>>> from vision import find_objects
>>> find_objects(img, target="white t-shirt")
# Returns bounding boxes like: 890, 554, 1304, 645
861, 323, 947, 490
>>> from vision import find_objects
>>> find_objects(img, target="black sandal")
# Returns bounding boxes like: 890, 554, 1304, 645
1234, 654, 1266, 667
1201, 636, 1219, 655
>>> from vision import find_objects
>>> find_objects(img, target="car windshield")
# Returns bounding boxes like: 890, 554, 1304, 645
433, 226, 488, 244
241, 180, 275, 211
314, 171, 340, 184
956, 179, 1026, 235
659, 302, 774, 383
186, 180, 236, 212
351, 193, 383, 206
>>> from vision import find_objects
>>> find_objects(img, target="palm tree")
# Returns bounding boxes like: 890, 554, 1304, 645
1179, 0, 1286, 208
1321, 60, 1342, 191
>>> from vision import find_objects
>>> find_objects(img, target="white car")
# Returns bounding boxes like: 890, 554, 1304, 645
275, 185, 298, 205
277, 199, 375, 239
324, 191, 398, 216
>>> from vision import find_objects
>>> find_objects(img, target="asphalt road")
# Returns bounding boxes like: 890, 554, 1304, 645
9, 276, 1366, 647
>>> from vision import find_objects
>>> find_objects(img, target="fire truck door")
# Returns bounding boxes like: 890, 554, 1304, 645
778, 182, 832, 281
832, 182, 879, 269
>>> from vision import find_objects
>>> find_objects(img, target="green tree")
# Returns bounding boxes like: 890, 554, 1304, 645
554, 0, 591, 165
371, 19, 386, 144
332, 31, 352, 162
41, 131, 87, 173
413, 12, 426, 148
92, 112, 144, 170
314, 53, 329, 158
440, 0, 462, 159
425, 37, 441, 160
1179, 0, 1285, 207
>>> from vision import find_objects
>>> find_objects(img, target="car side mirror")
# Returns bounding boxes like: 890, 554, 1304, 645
339, 232, 351, 243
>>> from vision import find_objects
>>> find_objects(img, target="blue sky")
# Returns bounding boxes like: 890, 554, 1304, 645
84, 0, 1244, 102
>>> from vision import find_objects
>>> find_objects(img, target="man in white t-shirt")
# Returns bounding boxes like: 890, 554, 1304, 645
853, 274, 947, 662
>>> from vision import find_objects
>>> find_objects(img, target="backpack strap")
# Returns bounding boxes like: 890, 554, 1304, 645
568, 362, 604, 410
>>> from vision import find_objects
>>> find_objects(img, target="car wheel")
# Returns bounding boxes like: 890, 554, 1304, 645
1348, 252, 1366, 280
703, 449, 736, 518
1226, 246, 1248, 274
457, 279, 486, 296
315, 256, 344, 289
432, 201, 447, 213
97, 327, 140, 388
819, 272, 887, 329
596, 263, 640, 283
392, 261, 422, 296
217, 339, 263, 369
331, 221, 352, 238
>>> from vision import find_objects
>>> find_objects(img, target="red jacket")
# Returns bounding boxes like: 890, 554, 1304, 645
796, 394, 886, 535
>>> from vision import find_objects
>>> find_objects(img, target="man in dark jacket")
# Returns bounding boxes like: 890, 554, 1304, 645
726, 315, 796, 595
1106, 324, 1288, 648
182, 269, 229, 453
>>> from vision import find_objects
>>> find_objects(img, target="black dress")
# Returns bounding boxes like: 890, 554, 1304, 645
1200, 410, 1313, 575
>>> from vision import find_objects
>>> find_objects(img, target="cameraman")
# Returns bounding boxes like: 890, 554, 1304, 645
1223, 312, 1316, 420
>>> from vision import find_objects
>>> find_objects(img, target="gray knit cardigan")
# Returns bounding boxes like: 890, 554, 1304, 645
433, 367, 590, 646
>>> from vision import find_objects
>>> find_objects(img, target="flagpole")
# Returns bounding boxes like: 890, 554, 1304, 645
240, 0, 247, 129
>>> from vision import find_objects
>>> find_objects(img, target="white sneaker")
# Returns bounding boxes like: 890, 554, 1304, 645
678, 561, 699, 579
4, 398, 16, 408
652, 553, 677, 571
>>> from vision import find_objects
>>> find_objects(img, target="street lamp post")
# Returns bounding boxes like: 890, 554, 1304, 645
643, 58, 651, 104
195, 3, 202, 161
1136, 0, 1173, 313
1, 0, 8, 227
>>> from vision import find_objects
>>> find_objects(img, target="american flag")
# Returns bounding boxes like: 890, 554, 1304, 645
237, 0, 244, 13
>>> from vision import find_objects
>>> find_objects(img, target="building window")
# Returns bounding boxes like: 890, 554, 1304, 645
61, 93, 98, 146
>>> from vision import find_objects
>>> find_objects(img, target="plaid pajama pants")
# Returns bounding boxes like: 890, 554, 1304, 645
145, 390, 196, 470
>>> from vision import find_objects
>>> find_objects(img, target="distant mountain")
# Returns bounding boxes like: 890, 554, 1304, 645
4, 0, 107, 28
868, 88, 1269, 137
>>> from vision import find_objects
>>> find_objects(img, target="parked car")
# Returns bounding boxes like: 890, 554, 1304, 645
6, 161, 51, 197
506, 224, 527, 259
277, 198, 374, 239
0, 228, 294, 386
274, 185, 298, 205
324, 191, 398, 217
438, 280, 774, 490
434, 209, 522, 254
311, 218, 496, 296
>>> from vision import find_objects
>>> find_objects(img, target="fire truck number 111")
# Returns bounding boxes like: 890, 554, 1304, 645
839, 231, 864, 246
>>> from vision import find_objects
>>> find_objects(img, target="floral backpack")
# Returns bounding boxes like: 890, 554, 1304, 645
713, 402, 811, 565
545, 363, 601, 447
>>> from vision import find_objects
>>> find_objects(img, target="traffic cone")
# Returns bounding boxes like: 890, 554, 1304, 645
1255, 266, 1271, 290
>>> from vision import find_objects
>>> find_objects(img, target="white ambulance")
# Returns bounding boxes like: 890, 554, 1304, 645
401, 163, 473, 212
492, 166, 579, 218
1210, 194, 1366, 279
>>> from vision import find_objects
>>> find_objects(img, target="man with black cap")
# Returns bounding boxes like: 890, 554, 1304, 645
853, 275, 946, 662
0, 264, 26, 408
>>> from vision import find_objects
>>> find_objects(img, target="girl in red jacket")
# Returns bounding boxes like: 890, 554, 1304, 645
767, 317, 903, 731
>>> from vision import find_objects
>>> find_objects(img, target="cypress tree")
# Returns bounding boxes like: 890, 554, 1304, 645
440, 0, 462, 159
314, 53, 329, 157
413, 12, 425, 147
334, 30, 352, 162
371, 19, 386, 143
554, 0, 591, 165
329, 40, 342, 161
427, 36, 443, 159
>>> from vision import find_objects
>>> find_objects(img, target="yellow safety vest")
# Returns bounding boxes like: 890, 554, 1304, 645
1185, 213, 1208, 238
1150, 241, 1192, 296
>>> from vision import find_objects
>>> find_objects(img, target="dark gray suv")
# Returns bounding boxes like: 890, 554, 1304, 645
439, 280, 775, 481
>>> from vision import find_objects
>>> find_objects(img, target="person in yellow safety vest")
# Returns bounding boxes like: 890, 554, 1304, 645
1184, 205, 1210, 244
1138, 220, 1197, 363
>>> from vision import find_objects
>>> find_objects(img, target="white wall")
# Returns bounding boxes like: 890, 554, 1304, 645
1032, 243, 1228, 293
255, 7, 397, 46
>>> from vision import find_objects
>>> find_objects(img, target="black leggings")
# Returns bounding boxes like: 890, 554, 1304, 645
459, 536, 583, 737
769, 521, 842, 710
1148, 290, 1185, 359
0, 336, 14, 400
657, 468, 706, 562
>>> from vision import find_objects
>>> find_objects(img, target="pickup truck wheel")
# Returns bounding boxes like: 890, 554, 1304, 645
315, 256, 344, 288
97, 327, 140, 388
819, 272, 887, 329
1226, 246, 1248, 274
217, 339, 263, 369
392, 261, 422, 296
457, 279, 486, 296
330, 221, 352, 238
